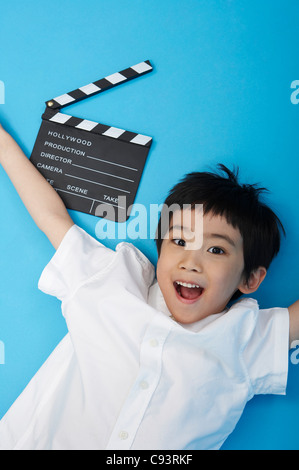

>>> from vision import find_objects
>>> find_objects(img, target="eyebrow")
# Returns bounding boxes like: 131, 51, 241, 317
168, 225, 193, 234
169, 226, 237, 247
206, 233, 236, 247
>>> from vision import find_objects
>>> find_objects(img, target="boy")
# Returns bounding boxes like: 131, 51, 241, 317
0, 123, 298, 450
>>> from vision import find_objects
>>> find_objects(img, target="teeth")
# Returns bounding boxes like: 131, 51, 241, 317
176, 281, 200, 289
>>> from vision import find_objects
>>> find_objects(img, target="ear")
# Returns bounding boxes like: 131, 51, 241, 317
238, 267, 267, 295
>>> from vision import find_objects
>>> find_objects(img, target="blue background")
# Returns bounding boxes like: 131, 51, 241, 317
0, 0, 298, 450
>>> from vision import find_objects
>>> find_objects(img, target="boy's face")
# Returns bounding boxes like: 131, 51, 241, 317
156, 210, 247, 324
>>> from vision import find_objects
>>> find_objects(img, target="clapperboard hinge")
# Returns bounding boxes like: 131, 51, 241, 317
30, 60, 154, 222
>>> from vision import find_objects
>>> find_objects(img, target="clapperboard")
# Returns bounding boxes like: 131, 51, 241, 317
30, 60, 153, 222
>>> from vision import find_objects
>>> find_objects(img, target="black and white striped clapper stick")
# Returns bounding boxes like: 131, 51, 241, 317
30, 60, 154, 222
46, 60, 153, 111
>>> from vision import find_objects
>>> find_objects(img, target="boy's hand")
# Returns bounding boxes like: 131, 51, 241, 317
0, 122, 74, 249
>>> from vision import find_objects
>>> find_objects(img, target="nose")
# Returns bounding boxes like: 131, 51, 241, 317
178, 249, 203, 273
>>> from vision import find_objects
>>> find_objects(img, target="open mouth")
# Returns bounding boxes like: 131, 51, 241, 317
174, 281, 204, 303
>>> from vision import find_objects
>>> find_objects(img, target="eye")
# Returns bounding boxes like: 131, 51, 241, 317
208, 246, 225, 255
173, 238, 186, 247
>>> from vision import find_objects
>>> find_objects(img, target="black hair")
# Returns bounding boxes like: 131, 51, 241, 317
156, 164, 285, 300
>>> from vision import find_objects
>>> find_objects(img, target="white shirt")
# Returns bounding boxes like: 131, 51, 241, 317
0, 225, 289, 450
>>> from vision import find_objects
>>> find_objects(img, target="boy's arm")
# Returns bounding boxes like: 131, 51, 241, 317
0, 124, 74, 249
289, 300, 299, 345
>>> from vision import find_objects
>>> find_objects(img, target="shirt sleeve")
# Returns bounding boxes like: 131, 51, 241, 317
38, 225, 116, 301
243, 306, 290, 396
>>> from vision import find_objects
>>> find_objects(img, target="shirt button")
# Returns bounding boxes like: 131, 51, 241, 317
119, 431, 129, 440
140, 380, 149, 390
149, 338, 158, 348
